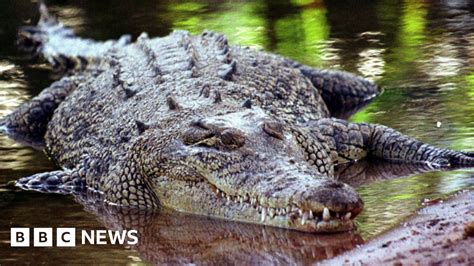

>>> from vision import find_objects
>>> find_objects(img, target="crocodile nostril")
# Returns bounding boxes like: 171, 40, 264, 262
299, 180, 364, 215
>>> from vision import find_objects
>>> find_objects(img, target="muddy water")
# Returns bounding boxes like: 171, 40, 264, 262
1, 0, 473, 264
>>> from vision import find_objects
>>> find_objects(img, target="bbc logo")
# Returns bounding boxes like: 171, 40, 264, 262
10, 227, 138, 247
11, 228, 76, 247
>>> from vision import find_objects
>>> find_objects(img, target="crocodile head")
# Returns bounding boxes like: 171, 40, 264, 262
150, 108, 363, 233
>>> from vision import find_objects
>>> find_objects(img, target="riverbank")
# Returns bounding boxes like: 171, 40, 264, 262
322, 190, 474, 265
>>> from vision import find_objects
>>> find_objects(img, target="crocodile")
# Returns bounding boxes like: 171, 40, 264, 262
2, 3, 474, 233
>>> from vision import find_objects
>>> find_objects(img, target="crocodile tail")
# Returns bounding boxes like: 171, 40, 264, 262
38, 0, 57, 25
17, 1, 131, 74
17, 0, 59, 54
17, 25, 46, 55
17, 1, 81, 72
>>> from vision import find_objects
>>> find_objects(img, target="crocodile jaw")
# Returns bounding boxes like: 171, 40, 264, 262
153, 150, 363, 233
153, 175, 361, 233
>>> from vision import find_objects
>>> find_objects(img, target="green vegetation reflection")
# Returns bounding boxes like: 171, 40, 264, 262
171, 2, 268, 49
170, 1, 330, 64
356, 169, 474, 239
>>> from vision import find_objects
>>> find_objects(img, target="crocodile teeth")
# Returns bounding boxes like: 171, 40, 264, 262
269, 208, 275, 219
239, 197, 244, 205
344, 212, 352, 220
301, 212, 308, 225
309, 210, 314, 219
251, 198, 256, 205
261, 208, 267, 222
323, 207, 330, 221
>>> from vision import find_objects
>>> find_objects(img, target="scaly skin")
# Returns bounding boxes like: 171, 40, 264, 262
2, 2, 474, 233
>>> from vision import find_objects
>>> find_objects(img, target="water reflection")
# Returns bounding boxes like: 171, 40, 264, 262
0, 191, 140, 264
73, 192, 362, 264
335, 159, 474, 238
172, 2, 268, 49
0, 62, 28, 118
357, 47, 386, 80
52, 6, 85, 29
424, 42, 463, 79
335, 159, 439, 188
1, 0, 474, 263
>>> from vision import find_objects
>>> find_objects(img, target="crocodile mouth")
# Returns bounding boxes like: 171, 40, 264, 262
154, 175, 362, 233
209, 184, 359, 233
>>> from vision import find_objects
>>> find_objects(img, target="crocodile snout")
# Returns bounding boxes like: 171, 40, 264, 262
295, 179, 364, 215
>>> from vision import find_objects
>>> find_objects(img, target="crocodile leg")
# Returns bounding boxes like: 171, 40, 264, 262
18, 1, 131, 73
0, 76, 79, 147
16, 169, 85, 194
285, 61, 380, 118
4, 1, 128, 146
311, 118, 474, 168
103, 158, 159, 209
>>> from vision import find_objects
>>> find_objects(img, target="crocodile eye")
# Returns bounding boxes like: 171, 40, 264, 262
220, 128, 246, 148
182, 121, 215, 145
262, 121, 284, 140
